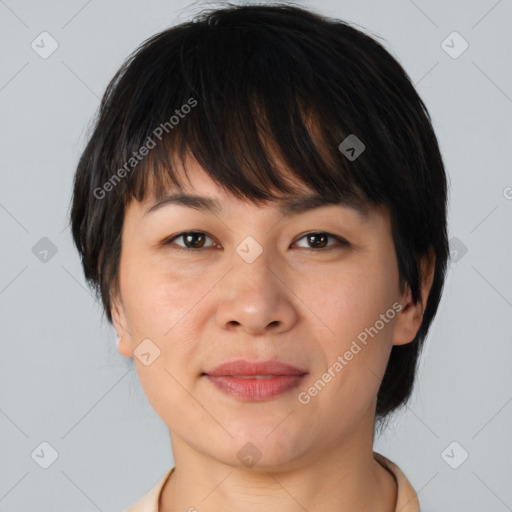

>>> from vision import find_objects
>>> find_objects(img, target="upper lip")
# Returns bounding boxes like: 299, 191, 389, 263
204, 359, 307, 376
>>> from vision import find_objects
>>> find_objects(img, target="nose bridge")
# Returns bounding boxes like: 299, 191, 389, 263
215, 238, 296, 334
232, 238, 279, 303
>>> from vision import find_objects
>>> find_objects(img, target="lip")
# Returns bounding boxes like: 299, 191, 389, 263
205, 359, 307, 377
203, 359, 308, 402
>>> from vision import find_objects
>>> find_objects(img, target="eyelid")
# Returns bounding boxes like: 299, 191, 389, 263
292, 232, 350, 249
161, 231, 218, 250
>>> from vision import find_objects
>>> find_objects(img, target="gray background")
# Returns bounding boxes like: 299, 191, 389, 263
1, 0, 511, 510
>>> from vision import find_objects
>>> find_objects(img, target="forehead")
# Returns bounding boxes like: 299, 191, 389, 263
128, 151, 383, 226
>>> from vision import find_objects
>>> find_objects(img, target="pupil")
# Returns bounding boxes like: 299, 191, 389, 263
186, 232, 204, 248
309, 233, 326, 248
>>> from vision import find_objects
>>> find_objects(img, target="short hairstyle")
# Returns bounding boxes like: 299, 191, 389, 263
69, 2, 449, 425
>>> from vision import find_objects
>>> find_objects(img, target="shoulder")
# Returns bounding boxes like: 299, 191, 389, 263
125, 468, 175, 512
373, 451, 421, 512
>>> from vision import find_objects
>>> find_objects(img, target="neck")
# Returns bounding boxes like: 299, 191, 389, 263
159, 407, 397, 512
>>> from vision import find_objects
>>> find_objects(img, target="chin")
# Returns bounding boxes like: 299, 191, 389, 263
209, 423, 307, 471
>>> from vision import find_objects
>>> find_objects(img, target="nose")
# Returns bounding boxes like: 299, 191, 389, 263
215, 248, 298, 336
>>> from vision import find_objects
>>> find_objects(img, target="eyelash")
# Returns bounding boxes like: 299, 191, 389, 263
162, 231, 350, 252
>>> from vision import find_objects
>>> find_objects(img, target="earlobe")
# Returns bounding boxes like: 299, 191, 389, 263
116, 334, 133, 358
111, 294, 134, 358
392, 287, 421, 346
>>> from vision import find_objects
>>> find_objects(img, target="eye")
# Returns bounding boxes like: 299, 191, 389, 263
293, 232, 349, 251
162, 231, 349, 252
163, 231, 218, 251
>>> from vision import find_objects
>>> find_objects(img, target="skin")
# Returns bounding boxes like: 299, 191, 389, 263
112, 155, 435, 512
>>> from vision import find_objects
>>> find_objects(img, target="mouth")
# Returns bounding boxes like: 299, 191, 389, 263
229, 375, 282, 379
204, 358, 307, 377
203, 359, 308, 401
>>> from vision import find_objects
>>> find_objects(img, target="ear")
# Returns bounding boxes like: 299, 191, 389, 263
111, 291, 134, 358
393, 248, 436, 346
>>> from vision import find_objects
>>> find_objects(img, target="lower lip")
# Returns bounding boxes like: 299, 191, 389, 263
205, 375, 307, 401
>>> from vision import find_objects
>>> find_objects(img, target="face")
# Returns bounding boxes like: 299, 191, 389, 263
112, 156, 430, 470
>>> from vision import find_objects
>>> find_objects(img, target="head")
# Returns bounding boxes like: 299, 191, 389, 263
70, 2, 448, 462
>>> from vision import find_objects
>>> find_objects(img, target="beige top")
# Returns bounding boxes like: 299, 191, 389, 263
126, 451, 420, 511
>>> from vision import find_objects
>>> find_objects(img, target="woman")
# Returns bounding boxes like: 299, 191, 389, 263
70, 3, 449, 510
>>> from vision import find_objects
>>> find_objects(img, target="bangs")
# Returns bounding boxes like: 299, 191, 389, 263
132, 96, 372, 213
99, 8, 393, 213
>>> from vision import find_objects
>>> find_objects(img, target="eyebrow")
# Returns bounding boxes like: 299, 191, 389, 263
143, 193, 369, 219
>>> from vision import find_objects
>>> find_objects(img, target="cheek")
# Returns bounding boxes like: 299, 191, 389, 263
122, 269, 206, 429
121, 266, 209, 389
120, 256, 195, 337
299, 258, 397, 347
313, 270, 398, 411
